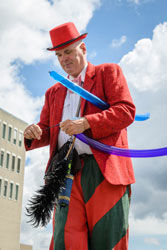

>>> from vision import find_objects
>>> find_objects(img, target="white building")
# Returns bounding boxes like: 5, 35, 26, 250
0, 108, 32, 250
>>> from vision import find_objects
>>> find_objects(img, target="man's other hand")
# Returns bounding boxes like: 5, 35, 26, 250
24, 124, 42, 140
60, 118, 90, 136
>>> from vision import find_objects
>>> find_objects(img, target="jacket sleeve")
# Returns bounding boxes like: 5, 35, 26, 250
24, 90, 50, 151
84, 64, 136, 140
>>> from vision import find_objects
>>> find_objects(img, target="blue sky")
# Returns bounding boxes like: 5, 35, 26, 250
0, 0, 167, 249
20, 0, 167, 96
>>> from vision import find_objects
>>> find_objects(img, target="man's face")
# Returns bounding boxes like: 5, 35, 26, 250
55, 41, 86, 77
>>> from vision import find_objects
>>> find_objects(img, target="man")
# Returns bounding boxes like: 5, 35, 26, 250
24, 22, 136, 250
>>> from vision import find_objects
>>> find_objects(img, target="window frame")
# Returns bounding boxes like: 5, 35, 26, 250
17, 157, 21, 173
19, 131, 23, 147
0, 177, 2, 196
11, 154, 16, 171
9, 181, 14, 199
3, 179, 8, 198
8, 125, 12, 142
13, 128, 18, 145
6, 151, 10, 169
15, 183, 19, 201
0, 149, 5, 167
2, 122, 7, 139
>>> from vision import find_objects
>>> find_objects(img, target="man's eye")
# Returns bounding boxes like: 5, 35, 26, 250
66, 50, 71, 54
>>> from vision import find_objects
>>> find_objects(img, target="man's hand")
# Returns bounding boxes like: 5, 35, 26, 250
24, 124, 42, 140
60, 117, 90, 136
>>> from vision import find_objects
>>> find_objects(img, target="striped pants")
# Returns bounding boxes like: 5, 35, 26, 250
51, 156, 131, 250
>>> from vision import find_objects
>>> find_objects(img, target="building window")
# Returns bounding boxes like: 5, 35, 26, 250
3, 180, 8, 197
2, 123, 6, 139
9, 182, 14, 199
15, 184, 19, 200
0, 150, 4, 167
8, 126, 12, 142
0, 178, 2, 196
13, 129, 17, 145
19, 132, 23, 147
6, 152, 10, 169
12, 155, 15, 171
17, 158, 21, 173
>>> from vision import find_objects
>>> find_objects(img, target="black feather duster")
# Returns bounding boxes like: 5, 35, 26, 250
26, 138, 76, 227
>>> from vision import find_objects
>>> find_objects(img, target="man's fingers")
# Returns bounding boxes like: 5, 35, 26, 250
60, 120, 70, 129
31, 125, 42, 139
24, 124, 42, 140
60, 120, 70, 132
24, 129, 35, 139
59, 119, 86, 136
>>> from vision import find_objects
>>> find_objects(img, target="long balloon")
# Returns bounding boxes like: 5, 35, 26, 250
49, 71, 166, 158
26, 70, 164, 230
49, 71, 150, 121
134, 113, 150, 121
49, 71, 108, 110
76, 133, 167, 158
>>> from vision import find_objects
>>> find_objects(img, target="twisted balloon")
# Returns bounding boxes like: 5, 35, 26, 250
49, 71, 150, 121
49, 71, 166, 158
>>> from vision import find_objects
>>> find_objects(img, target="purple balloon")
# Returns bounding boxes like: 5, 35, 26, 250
76, 133, 167, 158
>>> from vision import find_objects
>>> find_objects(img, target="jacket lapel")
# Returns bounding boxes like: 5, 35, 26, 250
53, 62, 96, 119
81, 62, 96, 116
53, 83, 67, 124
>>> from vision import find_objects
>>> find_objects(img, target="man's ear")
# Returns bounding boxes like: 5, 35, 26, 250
80, 42, 87, 54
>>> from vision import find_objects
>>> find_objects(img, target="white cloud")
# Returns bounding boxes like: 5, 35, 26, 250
0, 62, 44, 124
20, 148, 52, 250
117, 0, 152, 5
0, 0, 101, 123
120, 22, 167, 91
127, 0, 140, 4
110, 35, 127, 48
88, 50, 97, 59
144, 237, 160, 246
117, 0, 140, 4
1, 1, 167, 248
127, 0, 152, 5
117, 22, 167, 243
0, 0, 102, 248
130, 214, 167, 235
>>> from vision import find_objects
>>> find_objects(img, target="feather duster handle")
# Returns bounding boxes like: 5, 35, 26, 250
58, 138, 75, 206
58, 173, 74, 206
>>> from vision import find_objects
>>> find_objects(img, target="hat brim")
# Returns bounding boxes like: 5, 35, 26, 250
47, 33, 88, 51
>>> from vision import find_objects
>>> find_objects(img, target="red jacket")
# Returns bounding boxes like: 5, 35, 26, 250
25, 62, 136, 185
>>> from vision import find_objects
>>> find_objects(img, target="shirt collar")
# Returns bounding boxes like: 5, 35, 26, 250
69, 62, 88, 83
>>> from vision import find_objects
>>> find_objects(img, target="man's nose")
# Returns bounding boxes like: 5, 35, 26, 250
61, 53, 69, 62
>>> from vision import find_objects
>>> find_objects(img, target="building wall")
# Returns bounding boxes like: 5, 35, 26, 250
20, 244, 33, 250
0, 108, 28, 250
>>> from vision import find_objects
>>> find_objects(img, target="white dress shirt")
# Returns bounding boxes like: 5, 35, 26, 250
58, 64, 92, 155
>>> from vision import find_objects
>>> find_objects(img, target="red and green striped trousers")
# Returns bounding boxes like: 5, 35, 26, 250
52, 155, 131, 250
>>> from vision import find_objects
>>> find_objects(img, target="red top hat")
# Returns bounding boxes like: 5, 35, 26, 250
47, 22, 88, 51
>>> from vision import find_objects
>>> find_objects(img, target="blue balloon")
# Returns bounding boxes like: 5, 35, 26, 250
49, 71, 109, 110
49, 71, 150, 121
135, 113, 150, 121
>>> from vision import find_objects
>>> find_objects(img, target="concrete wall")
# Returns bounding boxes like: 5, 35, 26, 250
0, 108, 28, 250
20, 244, 33, 250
